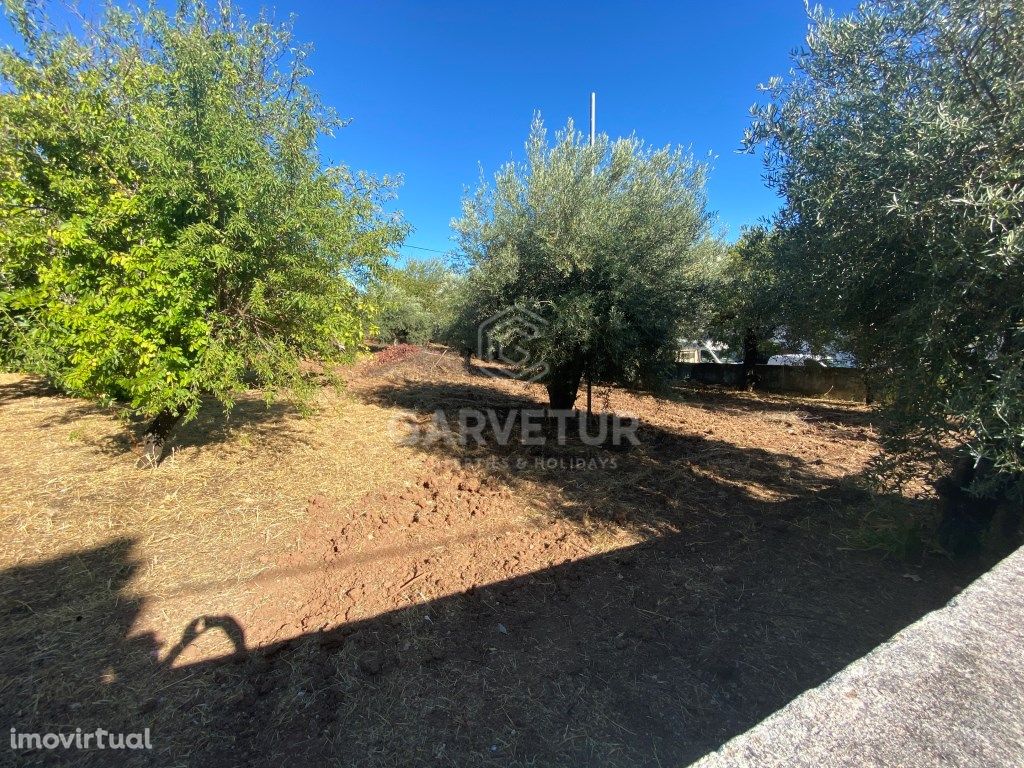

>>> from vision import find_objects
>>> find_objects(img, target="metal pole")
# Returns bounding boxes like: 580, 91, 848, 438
590, 91, 596, 147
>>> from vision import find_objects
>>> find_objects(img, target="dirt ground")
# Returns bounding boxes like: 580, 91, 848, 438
0, 349, 1002, 766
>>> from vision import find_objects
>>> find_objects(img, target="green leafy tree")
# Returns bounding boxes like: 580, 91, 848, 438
453, 116, 714, 409
369, 258, 460, 344
0, 0, 405, 465
368, 283, 434, 345
691, 226, 788, 387
688, 223, 847, 386
746, 0, 1023, 549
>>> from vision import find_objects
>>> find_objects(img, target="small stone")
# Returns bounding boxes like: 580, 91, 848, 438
358, 649, 395, 676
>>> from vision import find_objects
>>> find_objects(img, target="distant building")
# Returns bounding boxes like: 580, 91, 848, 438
676, 340, 729, 364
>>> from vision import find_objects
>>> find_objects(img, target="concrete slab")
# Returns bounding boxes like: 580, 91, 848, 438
691, 548, 1024, 767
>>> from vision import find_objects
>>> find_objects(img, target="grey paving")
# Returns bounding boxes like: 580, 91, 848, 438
692, 548, 1024, 768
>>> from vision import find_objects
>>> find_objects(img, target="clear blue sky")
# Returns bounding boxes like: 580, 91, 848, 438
2, 0, 858, 259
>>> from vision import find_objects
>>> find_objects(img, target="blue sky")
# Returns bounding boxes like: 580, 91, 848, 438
2, 0, 859, 260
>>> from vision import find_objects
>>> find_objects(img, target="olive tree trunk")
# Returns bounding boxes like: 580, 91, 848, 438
545, 360, 585, 411
935, 455, 998, 556
741, 327, 760, 391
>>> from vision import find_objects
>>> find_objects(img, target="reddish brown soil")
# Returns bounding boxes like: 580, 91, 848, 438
364, 342, 424, 368
240, 462, 592, 647
0, 353, 1006, 767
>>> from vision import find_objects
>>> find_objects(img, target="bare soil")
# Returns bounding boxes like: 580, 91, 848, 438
0, 350, 1002, 766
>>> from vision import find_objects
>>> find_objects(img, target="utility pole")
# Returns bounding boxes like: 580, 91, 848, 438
590, 91, 596, 147
586, 92, 596, 419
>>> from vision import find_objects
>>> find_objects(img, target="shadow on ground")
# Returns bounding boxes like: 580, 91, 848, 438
662, 381, 878, 430
1, 376, 306, 459
360, 378, 870, 536
0, 375, 1000, 766
0, 377, 60, 403
0, 533, 993, 766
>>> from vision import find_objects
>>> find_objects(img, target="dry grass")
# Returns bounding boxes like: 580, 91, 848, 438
0, 356, 881, 664
0, 372, 421, 660
0, 359, 988, 767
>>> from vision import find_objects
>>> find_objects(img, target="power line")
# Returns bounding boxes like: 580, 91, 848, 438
399, 244, 448, 254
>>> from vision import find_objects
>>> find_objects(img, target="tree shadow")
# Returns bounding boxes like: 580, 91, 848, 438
0, 540, 162, 748
0, 376, 1002, 765
166, 396, 309, 455
664, 381, 877, 430
359, 378, 866, 538
0, 515, 994, 766
0, 376, 60, 403
0, 376, 310, 460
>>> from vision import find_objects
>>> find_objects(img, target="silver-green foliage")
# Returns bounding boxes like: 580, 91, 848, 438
687, 225, 793, 362
746, 0, 1024, 492
454, 116, 715, 401
369, 259, 461, 345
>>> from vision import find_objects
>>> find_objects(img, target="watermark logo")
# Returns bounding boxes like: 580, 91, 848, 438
477, 306, 549, 382
9, 727, 152, 751
387, 408, 640, 450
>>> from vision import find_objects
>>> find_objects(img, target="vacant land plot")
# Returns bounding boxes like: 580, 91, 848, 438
0, 350, 998, 766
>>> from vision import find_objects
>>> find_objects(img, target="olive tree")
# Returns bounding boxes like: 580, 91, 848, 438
690, 226, 788, 388
368, 259, 461, 344
746, 0, 1023, 549
0, 0, 405, 465
453, 116, 714, 409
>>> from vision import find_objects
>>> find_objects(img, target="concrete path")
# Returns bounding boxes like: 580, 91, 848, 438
692, 548, 1024, 767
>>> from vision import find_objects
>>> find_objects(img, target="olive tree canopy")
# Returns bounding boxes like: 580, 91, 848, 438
746, 0, 1024, 504
454, 116, 715, 409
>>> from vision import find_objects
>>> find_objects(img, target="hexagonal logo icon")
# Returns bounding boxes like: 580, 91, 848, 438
477, 306, 550, 382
